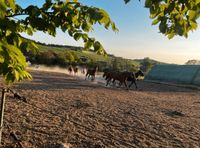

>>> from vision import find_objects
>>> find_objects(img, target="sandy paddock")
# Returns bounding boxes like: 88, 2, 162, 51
1, 70, 200, 147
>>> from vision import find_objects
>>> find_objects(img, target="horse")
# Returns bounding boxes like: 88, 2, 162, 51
124, 70, 144, 89
127, 70, 144, 89
73, 66, 78, 75
104, 71, 119, 86
105, 70, 144, 90
102, 69, 112, 80
110, 71, 133, 89
68, 65, 73, 74
85, 66, 98, 81
81, 68, 86, 74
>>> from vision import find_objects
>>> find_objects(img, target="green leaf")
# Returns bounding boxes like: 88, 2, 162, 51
84, 40, 93, 49
159, 23, 167, 33
166, 2, 175, 13
111, 22, 119, 32
188, 10, 197, 20
14, 69, 20, 81
93, 41, 104, 53
145, 0, 151, 8
0, 1, 7, 18
7, 0, 16, 11
81, 23, 93, 32
28, 41, 38, 52
152, 19, 160, 25
74, 33, 82, 41
124, 0, 131, 4
26, 27, 33, 35
99, 9, 110, 26
167, 33, 175, 39
20, 42, 28, 51
190, 20, 198, 30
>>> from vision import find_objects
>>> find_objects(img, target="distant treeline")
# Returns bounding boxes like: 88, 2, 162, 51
35, 41, 84, 51
24, 41, 162, 72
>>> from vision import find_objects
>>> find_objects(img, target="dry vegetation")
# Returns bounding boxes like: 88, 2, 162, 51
1, 70, 200, 148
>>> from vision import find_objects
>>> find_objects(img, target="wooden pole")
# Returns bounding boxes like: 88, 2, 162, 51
0, 88, 7, 145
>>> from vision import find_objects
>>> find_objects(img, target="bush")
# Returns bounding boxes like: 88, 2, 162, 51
36, 51, 57, 65
65, 51, 75, 63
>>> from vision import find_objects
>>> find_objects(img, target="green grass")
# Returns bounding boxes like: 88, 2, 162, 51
36, 43, 112, 63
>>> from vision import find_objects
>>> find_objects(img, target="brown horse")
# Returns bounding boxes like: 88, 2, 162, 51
127, 70, 144, 89
73, 66, 78, 75
104, 70, 144, 89
85, 66, 98, 81
68, 65, 73, 74
111, 71, 133, 89
104, 71, 119, 86
103, 69, 112, 80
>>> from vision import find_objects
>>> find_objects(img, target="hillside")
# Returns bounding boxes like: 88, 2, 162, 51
134, 58, 167, 65
36, 43, 110, 63
25, 41, 166, 72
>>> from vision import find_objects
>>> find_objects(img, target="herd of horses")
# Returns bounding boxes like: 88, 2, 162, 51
68, 65, 144, 90
103, 70, 144, 89
68, 65, 79, 75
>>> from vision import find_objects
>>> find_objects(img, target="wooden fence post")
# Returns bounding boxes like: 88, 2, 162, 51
0, 88, 7, 145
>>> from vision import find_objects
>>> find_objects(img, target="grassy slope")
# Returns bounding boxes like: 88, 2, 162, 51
37, 44, 112, 63
36, 43, 165, 67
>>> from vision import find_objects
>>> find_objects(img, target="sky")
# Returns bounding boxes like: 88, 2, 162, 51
16, 0, 200, 64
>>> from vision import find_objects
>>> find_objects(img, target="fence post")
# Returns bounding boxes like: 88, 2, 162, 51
0, 88, 7, 145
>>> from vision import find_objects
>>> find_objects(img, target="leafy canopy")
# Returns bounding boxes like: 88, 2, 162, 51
0, 0, 118, 85
0, 0, 199, 85
125, 0, 200, 39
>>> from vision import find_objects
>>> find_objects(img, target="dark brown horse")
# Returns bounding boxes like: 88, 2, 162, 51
104, 71, 119, 86
104, 70, 144, 89
111, 71, 133, 89
73, 66, 78, 75
127, 70, 144, 89
102, 69, 112, 80
85, 66, 98, 81
68, 65, 73, 74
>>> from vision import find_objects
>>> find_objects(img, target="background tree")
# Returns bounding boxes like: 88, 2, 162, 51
65, 51, 75, 64
140, 57, 153, 73
185, 59, 200, 65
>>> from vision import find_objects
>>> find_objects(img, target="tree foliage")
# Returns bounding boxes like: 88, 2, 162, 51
125, 0, 200, 39
140, 57, 153, 73
185, 59, 200, 65
0, 0, 118, 84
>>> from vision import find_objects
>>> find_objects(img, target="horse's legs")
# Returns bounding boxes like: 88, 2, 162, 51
133, 81, 138, 89
118, 82, 122, 88
93, 75, 95, 81
106, 78, 111, 86
112, 79, 116, 86
128, 81, 134, 88
124, 80, 129, 90
118, 80, 123, 88
85, 73, 88, 80
91, 75, 94, 81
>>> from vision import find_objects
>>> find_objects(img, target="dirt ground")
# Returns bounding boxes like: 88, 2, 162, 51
1, 70, 200, 148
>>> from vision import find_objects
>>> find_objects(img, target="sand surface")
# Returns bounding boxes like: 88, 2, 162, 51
1, 70, 200, 148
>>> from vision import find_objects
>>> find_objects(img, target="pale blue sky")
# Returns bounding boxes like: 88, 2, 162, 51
17, 0, 200, 64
